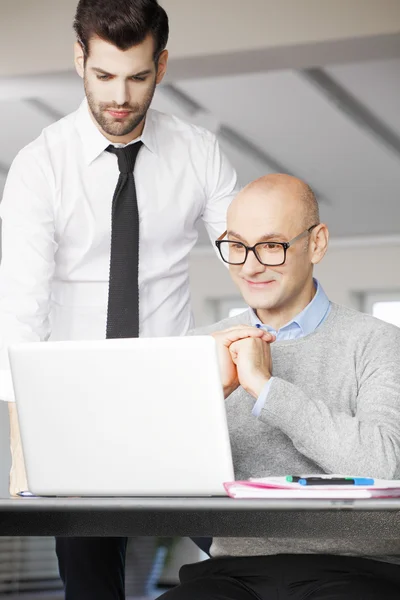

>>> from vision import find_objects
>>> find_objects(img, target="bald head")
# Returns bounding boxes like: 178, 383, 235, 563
223, 174, 328, 324
229, 174, 319, 229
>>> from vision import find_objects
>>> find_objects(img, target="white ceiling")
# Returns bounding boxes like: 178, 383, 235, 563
328, 60, 400, 137
0, 57, 400, 244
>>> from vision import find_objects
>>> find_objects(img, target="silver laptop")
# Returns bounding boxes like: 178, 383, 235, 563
8, 336, 234, 496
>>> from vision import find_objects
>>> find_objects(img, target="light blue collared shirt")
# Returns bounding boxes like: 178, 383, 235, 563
251, 279, 331, 417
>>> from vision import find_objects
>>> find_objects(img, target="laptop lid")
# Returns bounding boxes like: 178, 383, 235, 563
9, 336, 234, 496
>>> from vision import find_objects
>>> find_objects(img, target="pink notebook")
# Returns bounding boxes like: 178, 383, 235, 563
224, 476, 400, 499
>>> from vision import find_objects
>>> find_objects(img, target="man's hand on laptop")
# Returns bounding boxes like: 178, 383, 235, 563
229, 335, 274, 399
212, 326, 273, 398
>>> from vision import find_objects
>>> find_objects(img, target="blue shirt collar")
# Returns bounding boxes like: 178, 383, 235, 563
249, 278, 330, 337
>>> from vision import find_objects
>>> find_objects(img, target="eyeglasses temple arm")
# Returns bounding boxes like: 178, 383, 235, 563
287, 223, 319, 248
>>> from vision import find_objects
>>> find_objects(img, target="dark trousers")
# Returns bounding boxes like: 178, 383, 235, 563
56, 537, 128, 600
55, 536, 212, 600
158, 554, 400, 600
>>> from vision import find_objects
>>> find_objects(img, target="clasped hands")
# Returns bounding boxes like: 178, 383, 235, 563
211, 326, 275, 399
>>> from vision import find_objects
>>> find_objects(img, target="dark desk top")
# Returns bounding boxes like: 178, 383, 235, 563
2, 496, 400, 537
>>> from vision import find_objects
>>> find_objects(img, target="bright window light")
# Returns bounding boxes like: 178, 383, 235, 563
372, 302, 400, 327
229, 307, 248, 318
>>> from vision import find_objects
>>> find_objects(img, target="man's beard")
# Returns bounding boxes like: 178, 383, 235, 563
85, 77, 156, 138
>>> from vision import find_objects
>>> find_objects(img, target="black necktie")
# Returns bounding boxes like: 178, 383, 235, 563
106, 142, 143, 339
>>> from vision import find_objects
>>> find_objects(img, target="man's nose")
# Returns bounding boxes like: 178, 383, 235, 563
114, 82, 130, 107
240, 249, 266, 274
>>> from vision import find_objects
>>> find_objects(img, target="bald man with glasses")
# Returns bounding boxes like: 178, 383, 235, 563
159, 173, 400, 600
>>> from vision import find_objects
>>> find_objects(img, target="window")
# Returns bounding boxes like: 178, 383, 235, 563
364, 292, 400, 327
228, 307, 248, 318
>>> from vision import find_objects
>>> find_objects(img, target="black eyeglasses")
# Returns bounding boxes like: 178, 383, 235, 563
215, 224, 319, 266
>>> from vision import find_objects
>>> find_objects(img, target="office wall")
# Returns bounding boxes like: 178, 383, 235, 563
2, 0, 399, 77
189, 240, 400, 326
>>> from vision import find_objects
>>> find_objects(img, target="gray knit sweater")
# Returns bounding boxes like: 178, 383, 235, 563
195, 303, 400, 563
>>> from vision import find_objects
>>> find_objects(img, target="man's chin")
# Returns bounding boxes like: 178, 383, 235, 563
96, 111, 144, 137
240, 290, 279, 311
102, 120, 137, 137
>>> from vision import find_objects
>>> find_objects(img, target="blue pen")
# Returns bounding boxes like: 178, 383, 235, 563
298, 477, 374, 486
345, 477, 375, 485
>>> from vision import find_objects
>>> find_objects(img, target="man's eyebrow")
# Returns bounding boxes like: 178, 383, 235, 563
227, 230, 287, 242
91, 67, 112, 75
130, 69, 152, 77
91, 67, 152, 78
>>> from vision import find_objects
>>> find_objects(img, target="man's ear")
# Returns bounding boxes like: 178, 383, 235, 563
310, 223, 329, 265
155, 49, 168, 85
74, 41, 85, 79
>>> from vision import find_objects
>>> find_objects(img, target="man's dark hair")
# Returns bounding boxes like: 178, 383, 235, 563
73, 0, 169, 61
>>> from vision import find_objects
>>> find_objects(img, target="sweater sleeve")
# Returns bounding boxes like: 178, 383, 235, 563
257, 326, 400, 479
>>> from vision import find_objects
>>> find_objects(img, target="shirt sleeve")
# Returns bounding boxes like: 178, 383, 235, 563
257, 327, 400, 479
252, 377, 275, 417
201, 134, 240, 244
0, 150, 57, 401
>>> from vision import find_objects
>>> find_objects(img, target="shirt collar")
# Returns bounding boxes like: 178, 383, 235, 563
75, 99, 158, 165
249, 278, 331, 336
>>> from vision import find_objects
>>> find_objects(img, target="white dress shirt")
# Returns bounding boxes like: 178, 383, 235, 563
0, 100, 239, 401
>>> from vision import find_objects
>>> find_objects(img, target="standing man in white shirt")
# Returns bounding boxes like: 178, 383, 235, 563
0, 0, 239, 597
